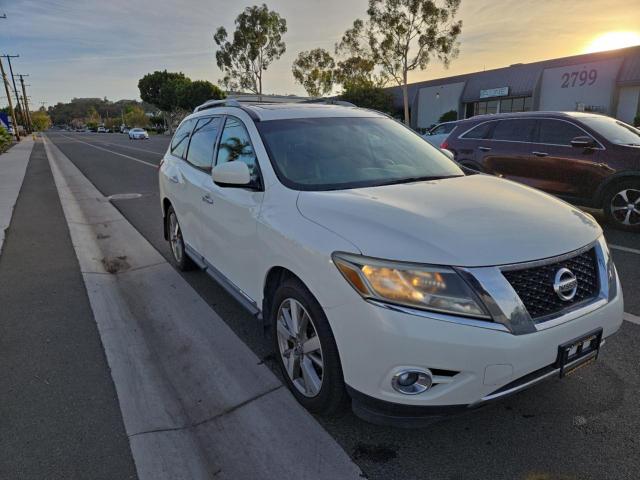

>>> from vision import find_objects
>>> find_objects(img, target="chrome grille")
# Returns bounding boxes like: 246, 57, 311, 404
502, 248, 599, 321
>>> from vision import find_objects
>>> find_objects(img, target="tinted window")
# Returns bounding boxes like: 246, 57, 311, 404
462, 122, 493, 139
579, 116, 640, 146
538, 120, 585, 146
170, 119, 195, 158
216, 117, 259, 183
432, 123, 456, 135
257, 117, 463, 191
186, 117, 220, 170
491, 119, 536, 142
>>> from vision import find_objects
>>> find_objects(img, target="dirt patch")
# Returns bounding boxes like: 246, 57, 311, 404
102, 255, 130, 274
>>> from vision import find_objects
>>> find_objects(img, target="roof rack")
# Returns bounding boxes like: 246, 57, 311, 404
301, 99, 357, 107
193, 99, 260, 121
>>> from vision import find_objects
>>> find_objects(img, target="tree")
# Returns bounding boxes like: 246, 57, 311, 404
334, 56, 382, 89
177, 80, 226, 111
338, 81, 394, 114
338, 0, 462, 124
138, 70, 190, 132
124, 105, 149, 128
438, 109, 458, 122
30, 111, 52, 131
292, 48, 335, 97
214, 4, 287, 100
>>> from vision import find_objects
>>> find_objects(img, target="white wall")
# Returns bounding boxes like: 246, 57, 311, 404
616, 86, 640, 124
538, 58, 623, 114
416, 82, 465, 128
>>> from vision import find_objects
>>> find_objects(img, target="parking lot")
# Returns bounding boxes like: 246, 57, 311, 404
37, 130, 640, 479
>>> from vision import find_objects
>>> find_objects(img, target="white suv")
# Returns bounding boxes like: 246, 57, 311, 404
159, 100, 623, 425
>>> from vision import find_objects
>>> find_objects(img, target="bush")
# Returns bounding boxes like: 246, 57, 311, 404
634, 115, 640, 128
438, 110, 458, 123
0, 126, 12, 153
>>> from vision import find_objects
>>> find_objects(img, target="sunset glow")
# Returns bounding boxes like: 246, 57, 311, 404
585, 31, 640, 53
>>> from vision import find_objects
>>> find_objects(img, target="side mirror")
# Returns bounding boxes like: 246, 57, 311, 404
570, 136, 596, 149
440, 148, 455, 161
212, 161, 251, 187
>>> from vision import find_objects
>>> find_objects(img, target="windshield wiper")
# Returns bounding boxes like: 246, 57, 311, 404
374, 175, 463, 187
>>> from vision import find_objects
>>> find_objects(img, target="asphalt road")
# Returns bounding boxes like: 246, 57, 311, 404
47, 130, 640, 480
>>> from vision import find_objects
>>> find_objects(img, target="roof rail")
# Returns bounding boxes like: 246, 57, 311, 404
193, 99, 260, 121
301, 98, 357, 107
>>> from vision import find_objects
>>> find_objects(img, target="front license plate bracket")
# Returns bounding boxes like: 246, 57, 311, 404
556, 328, 603, 378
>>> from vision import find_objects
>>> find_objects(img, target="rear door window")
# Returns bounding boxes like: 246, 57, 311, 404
491, 119, 537, 142
538, 119, 587, 146
170, 119, 196, 159
185, 117, 221, 171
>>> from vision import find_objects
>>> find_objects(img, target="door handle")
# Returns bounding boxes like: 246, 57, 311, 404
168, 175, 179, 184
532, 151, 549, 157
202, 194, 214, 205
478, 146, 492, 152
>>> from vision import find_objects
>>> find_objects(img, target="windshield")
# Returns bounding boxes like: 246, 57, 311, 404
257, 117, 463, 191
580, 116, 640, 146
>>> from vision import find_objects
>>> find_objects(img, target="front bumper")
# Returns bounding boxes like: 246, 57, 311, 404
325, 271, 623, 424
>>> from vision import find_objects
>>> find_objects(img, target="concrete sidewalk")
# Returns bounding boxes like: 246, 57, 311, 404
43, 135, 362, 479
0, 136, 34, 255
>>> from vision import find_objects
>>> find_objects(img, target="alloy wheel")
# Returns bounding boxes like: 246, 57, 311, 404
276, 298, 324, 398
168, 212, 184, 263
610, 188, 640, 226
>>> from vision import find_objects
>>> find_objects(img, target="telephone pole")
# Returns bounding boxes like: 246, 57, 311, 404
0, 55, 23, 127
0, 57, 19, 140
16, 74, 32, 132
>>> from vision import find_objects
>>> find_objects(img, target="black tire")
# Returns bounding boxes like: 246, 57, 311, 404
603, 180, 640, 232
166, 206, 195, 270
270, 278, 348, 415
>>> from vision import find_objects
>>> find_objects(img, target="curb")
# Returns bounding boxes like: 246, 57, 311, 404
43, 135, 363, 480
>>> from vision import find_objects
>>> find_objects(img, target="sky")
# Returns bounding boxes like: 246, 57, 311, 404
1, 0, 640, 107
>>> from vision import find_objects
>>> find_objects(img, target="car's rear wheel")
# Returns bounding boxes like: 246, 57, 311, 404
166, 206, 195, 270
603, 180, 640, 232
271, 278, 348, 415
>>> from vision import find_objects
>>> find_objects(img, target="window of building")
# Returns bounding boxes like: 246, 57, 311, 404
470, 96, 533, 118
491, 119, 537, 142
185, 117, 221, 170
538, 119, 585, 146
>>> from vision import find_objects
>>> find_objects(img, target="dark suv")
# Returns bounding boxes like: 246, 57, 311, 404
443, 112, 640, 231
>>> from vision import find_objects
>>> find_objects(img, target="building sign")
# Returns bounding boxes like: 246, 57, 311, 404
480, 87, 509, 99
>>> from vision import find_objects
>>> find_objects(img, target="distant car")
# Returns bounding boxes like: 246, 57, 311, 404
422, 121, 459, 147
444, 111, 640, 231
128, 128, 149, 140
97, 126, 107, 133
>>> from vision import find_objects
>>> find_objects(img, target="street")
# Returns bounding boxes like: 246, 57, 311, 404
39, 130, 640, 480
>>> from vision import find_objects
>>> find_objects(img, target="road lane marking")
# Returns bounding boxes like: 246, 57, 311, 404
58, 133, 158, 168
625, 312, 640, 325
610, 244, 640, 256
75, 134, 169, 155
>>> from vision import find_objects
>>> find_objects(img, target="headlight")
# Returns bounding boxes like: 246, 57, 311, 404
332, 252, 490, 319
597, 236, 617, 301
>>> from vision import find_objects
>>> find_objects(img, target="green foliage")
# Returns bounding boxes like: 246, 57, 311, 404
334, 56, 382, 88
31, 111, 52, 131
634, 115, 640, 127
0, 126, 12, 153
124, 105, 149, 128
292, 49, 335, 97
337, 0, 463, 123
177, 80, 226, 111
214, 4, 287, 96
138, 70, 190, 112
338, 81, 394, 114
438, 110, 458, 122
47, 98, 152, 126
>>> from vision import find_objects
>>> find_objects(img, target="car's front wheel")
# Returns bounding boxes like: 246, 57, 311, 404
270, 278, 348, 415
166, 206, 194, 270
603, 180, 640, 232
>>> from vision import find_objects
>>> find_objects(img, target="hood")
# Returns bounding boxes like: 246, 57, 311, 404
297, 175, 601, 267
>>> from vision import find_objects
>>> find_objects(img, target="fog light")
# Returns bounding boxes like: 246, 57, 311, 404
391, 369, 433, 395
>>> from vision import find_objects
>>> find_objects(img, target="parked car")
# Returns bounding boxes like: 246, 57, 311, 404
128, 127, 149, 140
444, 112, 640, 231
97, 126, 107, 133
159, 101, 622, 424
421, 120, 459, 147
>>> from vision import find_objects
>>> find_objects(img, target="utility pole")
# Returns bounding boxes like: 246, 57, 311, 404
0, 55, 22, 127
0, 57, 19, 141
16, 74, 32, 132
